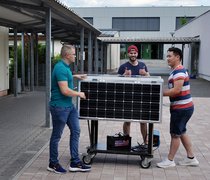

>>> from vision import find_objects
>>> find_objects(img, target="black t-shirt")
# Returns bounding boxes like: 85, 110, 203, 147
118, 61, 148, 75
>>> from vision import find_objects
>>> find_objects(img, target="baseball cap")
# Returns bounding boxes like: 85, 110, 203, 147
127, 45, 138, 53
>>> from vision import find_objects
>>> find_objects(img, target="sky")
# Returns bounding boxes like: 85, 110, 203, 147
60, 0, 210, 7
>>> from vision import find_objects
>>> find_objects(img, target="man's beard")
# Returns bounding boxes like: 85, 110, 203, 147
129, 56, 137, 62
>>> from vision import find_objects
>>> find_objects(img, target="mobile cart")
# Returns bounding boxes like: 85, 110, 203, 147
77, 75, 163, 168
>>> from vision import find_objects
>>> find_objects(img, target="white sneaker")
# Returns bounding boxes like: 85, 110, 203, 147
157, 158, 176, 168
179, 157, 199, 166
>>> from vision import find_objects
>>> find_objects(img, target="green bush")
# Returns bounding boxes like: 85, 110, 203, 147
52, 54, 61, 66
9, 43, 46, 80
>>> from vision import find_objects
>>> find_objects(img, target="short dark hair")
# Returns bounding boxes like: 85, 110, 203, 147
167, 47, 183, 60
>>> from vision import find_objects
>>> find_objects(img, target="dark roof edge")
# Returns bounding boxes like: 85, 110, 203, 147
44, 0, 101, 35
98, 37, 200, 43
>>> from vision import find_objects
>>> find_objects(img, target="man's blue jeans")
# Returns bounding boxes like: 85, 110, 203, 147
49, 105, 80, 164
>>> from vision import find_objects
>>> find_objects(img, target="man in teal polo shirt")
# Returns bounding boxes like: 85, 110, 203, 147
47, 45, 91, 174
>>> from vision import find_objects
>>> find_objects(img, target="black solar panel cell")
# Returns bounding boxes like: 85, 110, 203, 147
98, 82, 106, 91
116, 83, 124, 91
150, 112, 159, 121
115, 92, 124, 101
142, 84, 151, 92
107, 92, 115, 100
107, 83, 115, 91
133, 93, 142, 101
106, 109, 114, 118
89, 82, 97, 90
115, 102, 124, 109
133, 102, 141, 110
98, 101, 106, 108
152, 85, 160, 93
151, 94, 160, 102
115, 110, 124, 118
97, 109, 106, 117
106, 101, 115, 109
89, 108, 97, 117
98, 92, 106, 100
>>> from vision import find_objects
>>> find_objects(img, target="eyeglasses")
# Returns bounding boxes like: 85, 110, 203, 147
68, 53, 76, 57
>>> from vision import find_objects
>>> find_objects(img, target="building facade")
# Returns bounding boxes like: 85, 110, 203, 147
175, 10, 210, 81
73, 6, 210, 73
73, 6, 210, 38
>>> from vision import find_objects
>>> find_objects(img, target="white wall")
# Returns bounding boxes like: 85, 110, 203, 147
106, 44, 120, 71
53, 41, 62, 56
175, 10, 210, 81
0, 26, 9, 96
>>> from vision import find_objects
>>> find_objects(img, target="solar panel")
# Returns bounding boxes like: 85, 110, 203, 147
78, 75, 163, 123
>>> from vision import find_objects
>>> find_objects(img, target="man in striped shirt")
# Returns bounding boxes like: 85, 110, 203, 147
157, 47, 199, 168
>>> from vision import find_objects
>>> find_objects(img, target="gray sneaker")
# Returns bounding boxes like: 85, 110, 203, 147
179, 157, 199, 166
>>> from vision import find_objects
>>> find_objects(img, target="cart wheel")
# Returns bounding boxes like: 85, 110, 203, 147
82, 155, 93, 165
140, 158, 151, 169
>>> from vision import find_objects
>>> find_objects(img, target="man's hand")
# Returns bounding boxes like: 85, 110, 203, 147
78, 92, 86, 99
163, 79, 184, 97
123, 67, 131, 76
139, 66, 148, 76
73, 74, 87, 80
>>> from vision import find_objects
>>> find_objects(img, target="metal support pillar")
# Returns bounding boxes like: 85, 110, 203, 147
14, 28, 18, 97
45, 7, 52, 128
35, 33, 39, 86
21, 32, 25, 91
75, 45, 79, 73
30, 33, 34, 91
52, 38, 54, 59
100, 42, 104, 74
104, 44, 107, 74
88, 31, 92, 74
80, 27, 84, 73
27, 35, 31, 90
94, 36, 98, 74
181, 44, 184, 65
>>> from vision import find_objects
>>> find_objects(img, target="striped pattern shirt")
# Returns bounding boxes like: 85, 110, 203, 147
168, 65, 194, 110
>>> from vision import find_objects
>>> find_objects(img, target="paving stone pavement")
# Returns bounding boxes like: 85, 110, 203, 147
0, 77, 210, 180
0, 90, 52, 180
15, 96, 210, 180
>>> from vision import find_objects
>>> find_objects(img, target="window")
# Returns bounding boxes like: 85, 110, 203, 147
176, 17, 195, 30
83, 17, 93, 25
112, 17, 160, 31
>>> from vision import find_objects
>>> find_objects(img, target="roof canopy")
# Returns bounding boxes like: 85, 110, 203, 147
0, 0, 101, 44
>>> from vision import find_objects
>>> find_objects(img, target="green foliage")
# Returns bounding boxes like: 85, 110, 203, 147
52, 54, 61, 66
9, 44, 22, 79
180, 17, 187, 25
37, 43, 46, 64
9, 43, 46, 79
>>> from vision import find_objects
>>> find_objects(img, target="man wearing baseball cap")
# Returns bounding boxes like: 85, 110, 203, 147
118, 45, 150, 144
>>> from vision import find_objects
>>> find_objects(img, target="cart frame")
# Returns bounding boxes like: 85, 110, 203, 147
82, 119, 155, 168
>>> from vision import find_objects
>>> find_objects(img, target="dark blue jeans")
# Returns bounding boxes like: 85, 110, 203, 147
49, 105, 80, 164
